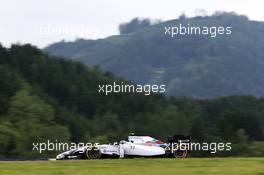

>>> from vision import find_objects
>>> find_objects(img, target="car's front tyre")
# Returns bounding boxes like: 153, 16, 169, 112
86, 147, 101, 159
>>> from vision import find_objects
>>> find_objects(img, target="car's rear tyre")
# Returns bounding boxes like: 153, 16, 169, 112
172, 144, 188, 158
86, 147, 101, 159
174, 149, 188, 158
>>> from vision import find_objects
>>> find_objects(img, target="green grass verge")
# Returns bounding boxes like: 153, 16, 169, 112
0, 158, 264, 175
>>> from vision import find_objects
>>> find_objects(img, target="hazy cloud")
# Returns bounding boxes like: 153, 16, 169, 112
0, 0, 263, 48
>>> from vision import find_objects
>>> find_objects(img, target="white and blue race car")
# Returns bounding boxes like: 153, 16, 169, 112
56, 134, 190, 160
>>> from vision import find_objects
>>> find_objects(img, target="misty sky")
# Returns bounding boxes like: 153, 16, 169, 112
1, 0, 263, 48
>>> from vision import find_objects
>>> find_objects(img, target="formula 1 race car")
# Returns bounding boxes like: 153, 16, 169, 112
56, 134, 190, 160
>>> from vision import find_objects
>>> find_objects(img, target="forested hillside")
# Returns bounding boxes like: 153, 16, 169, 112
0, 44, 264, 157
45, 12, 264, 98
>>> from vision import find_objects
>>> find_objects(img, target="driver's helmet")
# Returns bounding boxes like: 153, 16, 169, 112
119, 140, 126, 144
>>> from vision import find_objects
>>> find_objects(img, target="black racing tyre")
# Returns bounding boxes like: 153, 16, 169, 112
86, 147, 101, 159
174, 149, 188, 158
172, 144, 188, 158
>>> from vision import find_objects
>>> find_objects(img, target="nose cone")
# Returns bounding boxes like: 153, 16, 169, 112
56, 153, 65, 160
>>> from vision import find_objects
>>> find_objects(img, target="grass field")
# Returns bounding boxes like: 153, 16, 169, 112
0, 158, 264, 175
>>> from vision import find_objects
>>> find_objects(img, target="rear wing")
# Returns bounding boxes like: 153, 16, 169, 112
167, 135, 190, 143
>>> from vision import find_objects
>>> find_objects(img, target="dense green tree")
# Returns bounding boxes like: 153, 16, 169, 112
0, 44, 263, 157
